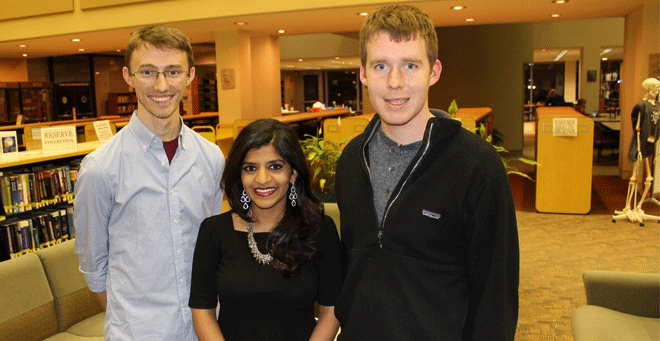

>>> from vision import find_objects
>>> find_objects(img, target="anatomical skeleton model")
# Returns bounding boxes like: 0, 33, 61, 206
613, 78, 660, 225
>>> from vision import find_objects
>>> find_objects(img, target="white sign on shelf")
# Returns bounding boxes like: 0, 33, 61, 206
41, 126, 78, 154
93, 120, 114, 143
552, 118, 578, 136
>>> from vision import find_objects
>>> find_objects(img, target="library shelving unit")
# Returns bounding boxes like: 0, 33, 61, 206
535, 107, 594, 214
107, 92, 137, 115
199, 75, 218, 112
0, 83, 22, 125
0, 142, 102, 260
20, 82, 54, 123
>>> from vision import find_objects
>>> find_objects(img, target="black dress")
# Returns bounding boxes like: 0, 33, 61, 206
189, 212, 345, 341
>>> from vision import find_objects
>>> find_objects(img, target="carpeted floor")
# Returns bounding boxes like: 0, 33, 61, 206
510, 172, 660, 340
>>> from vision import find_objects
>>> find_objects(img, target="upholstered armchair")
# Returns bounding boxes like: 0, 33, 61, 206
572, 270, 659, 341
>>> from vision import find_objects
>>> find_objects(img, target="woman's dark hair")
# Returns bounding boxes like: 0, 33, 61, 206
222, 119, 323, 276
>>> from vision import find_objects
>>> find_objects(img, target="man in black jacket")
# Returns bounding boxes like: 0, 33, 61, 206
333, 4, 519, 340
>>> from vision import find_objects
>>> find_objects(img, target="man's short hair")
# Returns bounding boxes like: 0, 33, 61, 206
125, 25, 194, 71
359, 4, 438, 68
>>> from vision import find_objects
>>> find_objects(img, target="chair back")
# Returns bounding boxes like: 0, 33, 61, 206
232, 119, 254, 139
192, 125, 215, 143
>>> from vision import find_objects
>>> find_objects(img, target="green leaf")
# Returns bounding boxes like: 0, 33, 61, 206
448, 99, 458, 116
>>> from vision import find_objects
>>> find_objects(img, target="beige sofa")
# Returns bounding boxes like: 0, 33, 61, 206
572, 270, 659, 341
0, 239, 105, 341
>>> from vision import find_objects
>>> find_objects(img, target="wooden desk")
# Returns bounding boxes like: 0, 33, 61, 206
455, 107, 493, 135
600, 121, 620, 131
535, 107, 593, 214
274, 109, 350, 124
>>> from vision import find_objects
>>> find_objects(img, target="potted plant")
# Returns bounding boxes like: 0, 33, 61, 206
300, 134, 347, 202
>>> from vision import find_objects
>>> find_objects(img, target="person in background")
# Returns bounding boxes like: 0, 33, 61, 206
545, 88, 567, 106
74, 25, 224, 340
333, 4, 519, 340
189, 119, 345, 341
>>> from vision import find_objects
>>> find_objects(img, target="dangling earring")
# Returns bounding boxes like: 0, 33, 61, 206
288, 184, 298, 207
241, 190, 251, 210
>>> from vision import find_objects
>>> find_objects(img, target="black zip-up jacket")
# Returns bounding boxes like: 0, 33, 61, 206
334, 110, 519, 340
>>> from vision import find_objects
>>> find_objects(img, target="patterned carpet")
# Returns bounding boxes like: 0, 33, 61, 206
512, 175, 660, 340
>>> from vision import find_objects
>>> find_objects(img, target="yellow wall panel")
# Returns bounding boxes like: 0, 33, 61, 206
0, 0, 73, 21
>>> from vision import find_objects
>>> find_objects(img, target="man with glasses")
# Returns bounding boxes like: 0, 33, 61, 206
74, 25, 224, 340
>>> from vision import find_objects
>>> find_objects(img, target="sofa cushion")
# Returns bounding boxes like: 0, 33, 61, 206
572, 305, 660, 341
35, 239, 104, 332
65, 311, 105, 337
43, 332, 105, 341
0, 253, 59, 341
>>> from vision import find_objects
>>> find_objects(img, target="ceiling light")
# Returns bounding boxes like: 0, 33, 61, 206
465, 18, 475, 22
335, 57, 340, 60
278, 29, 285, 34
22, 54, 27, 57
18, 44, 27, 48
116, 49, 121, 52
550, 13, 560, 17
234, 21, 247, 26
552, 0, 568, 3
600, 48, 612, 55
357, 12, 368, 16
78, 48, 85, 52
298, 59, 303, 62
451, 5, 465, 10
71, 38, 81, 42
602, 57, 608, 61
554, 50, 568, 61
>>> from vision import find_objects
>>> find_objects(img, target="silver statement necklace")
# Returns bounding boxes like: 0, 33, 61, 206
247, 221, 273, 265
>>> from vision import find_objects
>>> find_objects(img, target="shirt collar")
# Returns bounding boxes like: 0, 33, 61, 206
127, 111, 188, 153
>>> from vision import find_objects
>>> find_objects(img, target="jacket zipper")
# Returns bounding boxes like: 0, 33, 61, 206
377, 121, 434, 248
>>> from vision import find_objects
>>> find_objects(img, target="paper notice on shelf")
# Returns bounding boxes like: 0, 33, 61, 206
41, 126, 78, 154
552, 118, 578, 136
93, 120, 114, 143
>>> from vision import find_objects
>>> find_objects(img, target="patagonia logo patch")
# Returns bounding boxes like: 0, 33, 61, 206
422, 209, 441, 220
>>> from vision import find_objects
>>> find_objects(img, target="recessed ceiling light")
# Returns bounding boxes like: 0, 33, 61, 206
298, 59, 303, 62
234, 21, 247, 26
451, 5, 465, 10
95, 72, 100, 74
71, 38, 81, 42
22, 54, 27, 57
18, 44, 27, 48
465, 18, 475, 22
116, 49, 121, 52
357, 12, 368, 16
278, 29, 285, 34
552, 0, 568, 3
551, 13, 561, 17
78, 48, 85, 52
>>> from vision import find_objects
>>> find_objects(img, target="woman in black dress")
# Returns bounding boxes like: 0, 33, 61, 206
189, 119, 345, 341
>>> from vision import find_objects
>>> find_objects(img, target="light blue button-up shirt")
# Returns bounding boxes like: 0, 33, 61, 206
74, 113, 224, 340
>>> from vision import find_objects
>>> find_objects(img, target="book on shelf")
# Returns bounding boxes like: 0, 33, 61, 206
0, 164, 78, 219
0, 208, 74, 260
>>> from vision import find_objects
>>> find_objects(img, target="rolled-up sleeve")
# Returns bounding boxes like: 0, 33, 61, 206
74, 156, 113, 293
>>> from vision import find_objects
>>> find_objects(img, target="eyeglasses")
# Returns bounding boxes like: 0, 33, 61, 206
129, 69, 189, 82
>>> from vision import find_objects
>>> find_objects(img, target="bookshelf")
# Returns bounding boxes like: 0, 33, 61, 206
198, 75, 218, 112
107, 92, 137, 115
20, 82, 54, 123
0, 141, 102, 260
0, 83, 21, 125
